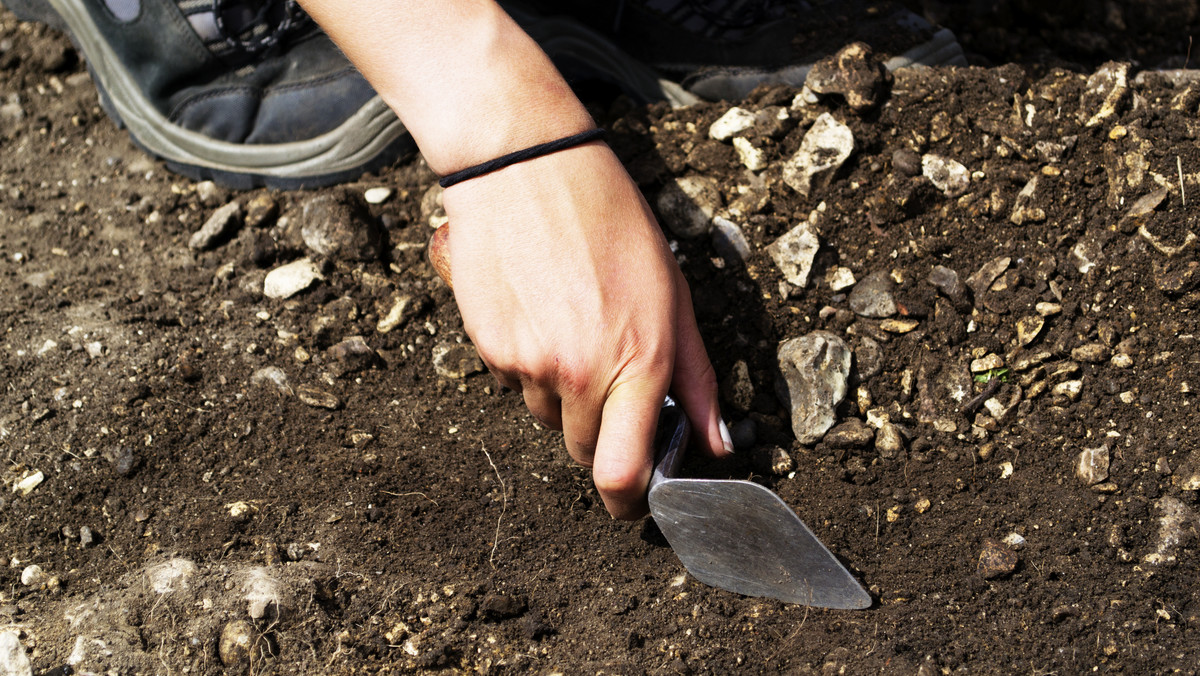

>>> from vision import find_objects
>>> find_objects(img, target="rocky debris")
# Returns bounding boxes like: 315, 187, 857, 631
421, 184, 447, 229
1154, 260, 1199, 295
965, 256, 1010, 299
219, 620, 257, 667
432, 342, 485, 379
977, 539, 1019, 579
751, 445, 794, 475
824, 418, 874, 449
1015, 315, 1045, 347
709, 106, 756, 141
1071, 343, 1110, 363
927, 265, 968, 307
880, 318, 919, 333
194, 180, 224, 206
767, 220, 820, 289
1009, 176, 1046, 225
711, 217, 753, 267
1144, 497, 1198, 566
296, 385, 341, 410
723, 360, 755, 412
146, 558, 197, 595
264, 258, 323, 299
656, 176, 722, 238
251, 366, 293, 396
364, 187, 393, 204
776, 332, 852, 444
732, 136, 767, 171
848, 271, 897, 318
0, 631, 31, 676
875, 423, 904, 458
1080, 61, 1129, 127
825, 266, 856, 291
245, 193, 279, 229
377, 294, 425, 334
328, 336, 381, 374
804, 42, 890, 112
241, 567, 290, 620
188, 201, 242, 250
782, 113, 853, 197
1075, 445, 1110, 485
921, 154, 970, 198
301, 191, 384, 262
1172, 452, 1200, 491
1071, 231, 1105, 274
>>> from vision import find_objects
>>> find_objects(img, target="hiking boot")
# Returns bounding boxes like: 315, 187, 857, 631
512, 0, 968, 100
1, 0, 412, 189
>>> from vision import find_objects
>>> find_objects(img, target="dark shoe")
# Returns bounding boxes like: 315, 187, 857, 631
2, 0, 412, 189
512, 0, 967, 100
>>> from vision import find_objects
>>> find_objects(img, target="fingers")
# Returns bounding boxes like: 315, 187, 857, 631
521, 385, 563, 432
559, 395, 601, 468
591, 378, 669, 520
669, 276, 732, 458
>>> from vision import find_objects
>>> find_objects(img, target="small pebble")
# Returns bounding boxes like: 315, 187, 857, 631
977, 539, 1019, 579
364, 187, 393, 204
296, 385, 341, 410
219, 620, 256, 667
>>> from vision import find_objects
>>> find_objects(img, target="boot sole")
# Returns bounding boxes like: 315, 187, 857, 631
5, 0, 414, 189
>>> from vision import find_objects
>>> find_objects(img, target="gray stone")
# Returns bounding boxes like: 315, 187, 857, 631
1071, 343, 1111, 363
0, 631, 32, 676
432, 342, 485, 379
194, 180, 225, 207
921, 154, 970, 197
244, 193, 280, 229
965, 256, 1010, 299
711, 216, 753, 266
854, 336, 883, 379
79, 525, 96, 548
20, 565, 45, 587
782, 113, 854, 197
804, 42, 890, 112
767, 221, 820, 288
188, 201, 242, 250
776, 331, 852, 443
928, 265, 968, 305
328, 336, 380, 374
1075, 445, 1110, 485
301, 191, 384, 262
263, 258, 323, 299
848, 271, 896, 318
1071, 232, 1104, 274
732, 136, 767, 171
656, 176, 722, 238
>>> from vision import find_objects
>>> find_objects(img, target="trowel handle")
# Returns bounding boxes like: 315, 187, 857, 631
649, 397, 691, 489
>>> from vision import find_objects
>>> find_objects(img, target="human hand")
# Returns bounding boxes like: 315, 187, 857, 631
436, 142, 732, 519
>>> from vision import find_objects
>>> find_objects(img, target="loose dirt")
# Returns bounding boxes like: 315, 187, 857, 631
2, 3, 1199, 674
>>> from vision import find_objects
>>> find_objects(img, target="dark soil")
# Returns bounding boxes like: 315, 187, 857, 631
2, 3, 1199, 674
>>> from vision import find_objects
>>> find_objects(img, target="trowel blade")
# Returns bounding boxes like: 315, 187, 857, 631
648, 478, 871, 609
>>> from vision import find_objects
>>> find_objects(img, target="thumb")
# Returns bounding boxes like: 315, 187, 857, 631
591, 377, 669, 520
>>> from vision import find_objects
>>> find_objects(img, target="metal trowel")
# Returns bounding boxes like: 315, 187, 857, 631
428, 225, 868, 608
650, 398, 871, 609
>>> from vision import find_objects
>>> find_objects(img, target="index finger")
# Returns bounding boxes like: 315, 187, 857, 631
590, 377, 670, 520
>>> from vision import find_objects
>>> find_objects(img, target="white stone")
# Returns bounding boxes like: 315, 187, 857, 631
1076, 445, 1109, 485
826, 266, 856, 291
364, 187, 393, 204
263, 258, 323, 299
146, 558, 198, 595
782, 113, 853, 197
12, 470, 43, 496
767, 221, 820, 288
377, 295, 416, 334
0, 631, 32, 676
921, 154, 970, 197
20, 564, 45, 587
732, 136, 767, 171
709, 106, 756, 141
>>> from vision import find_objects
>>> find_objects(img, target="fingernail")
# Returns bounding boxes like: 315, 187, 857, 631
718, 418, 735, 454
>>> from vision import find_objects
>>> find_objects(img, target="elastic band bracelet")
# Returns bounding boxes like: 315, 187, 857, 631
438, 128, 607, 189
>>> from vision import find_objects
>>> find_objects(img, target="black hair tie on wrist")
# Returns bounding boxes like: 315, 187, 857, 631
438, 128, 607, 189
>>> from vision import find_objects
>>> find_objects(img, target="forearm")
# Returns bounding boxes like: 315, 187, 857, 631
296, 0, 595, 175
